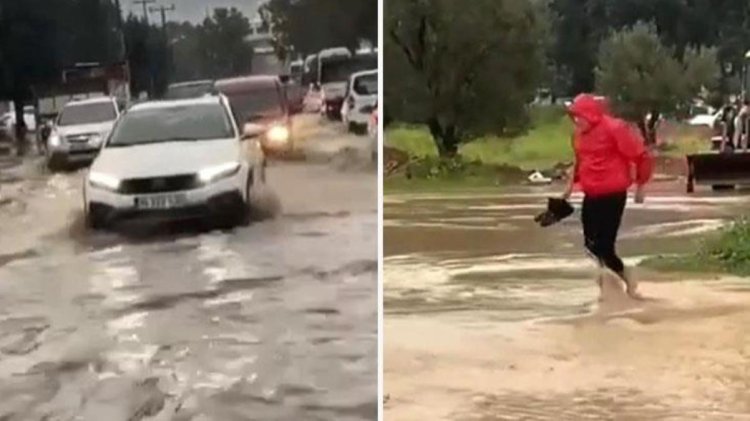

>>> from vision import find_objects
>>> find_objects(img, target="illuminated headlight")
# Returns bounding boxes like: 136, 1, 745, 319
89, 133, 102, 145
89, 171, 121, 191
266, 125, 289, 145
49, 134, 62, 147
198, 162, 240, 184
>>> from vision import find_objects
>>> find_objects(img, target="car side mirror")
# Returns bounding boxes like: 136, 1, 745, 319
242, 122, 266, 141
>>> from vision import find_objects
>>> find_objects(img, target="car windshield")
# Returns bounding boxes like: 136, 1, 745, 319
164, 82, 214, 100
107, 103, 234, 147
58, 102, 117, 126
223, 88, 283, 123
353, 73, 377, 96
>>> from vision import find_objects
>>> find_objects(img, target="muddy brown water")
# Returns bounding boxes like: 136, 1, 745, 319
0, 158, 377, 420
385, 183, 750, 420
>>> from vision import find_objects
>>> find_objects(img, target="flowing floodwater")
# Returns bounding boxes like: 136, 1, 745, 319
385, 184, 750, 420
0, 155, 377, 420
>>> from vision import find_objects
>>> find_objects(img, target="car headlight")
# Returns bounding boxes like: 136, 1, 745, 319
49, 134, 61, 147
90, 133, 102, 145
198, 162, 240, 184
89, 171, 120, 191
266, 125, 289, 145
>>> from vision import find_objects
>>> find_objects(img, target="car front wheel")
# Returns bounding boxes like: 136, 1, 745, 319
85, 204, 108, 230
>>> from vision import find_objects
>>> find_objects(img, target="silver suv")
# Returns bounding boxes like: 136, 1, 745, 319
47, 97, 120, 170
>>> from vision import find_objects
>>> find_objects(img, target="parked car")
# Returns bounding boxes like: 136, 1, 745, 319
214, 75, 294, 154
163, 80, 215, 100
47, 97, 120, 169
341, 69, 377, 134
84, 95, 266, 229
687, 108, 721, 127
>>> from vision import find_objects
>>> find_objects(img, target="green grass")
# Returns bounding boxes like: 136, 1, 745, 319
385, 108, 574, 171
641, 218, 750, 276
383, 176, 506, 193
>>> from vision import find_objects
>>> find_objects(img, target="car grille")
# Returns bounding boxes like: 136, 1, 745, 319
119, 174, 199, 194
66, 133, 95, 143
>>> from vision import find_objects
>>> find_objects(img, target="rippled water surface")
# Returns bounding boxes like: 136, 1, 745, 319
0, 157, 377, 420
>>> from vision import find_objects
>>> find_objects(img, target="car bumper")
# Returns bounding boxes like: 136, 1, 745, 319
346, 110, 371, 125
86, 173, 245, 221
49, 144, 101, 163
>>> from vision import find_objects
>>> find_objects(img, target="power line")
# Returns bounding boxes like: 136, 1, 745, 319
149, 3, 175, 29
133, 0, 155, 25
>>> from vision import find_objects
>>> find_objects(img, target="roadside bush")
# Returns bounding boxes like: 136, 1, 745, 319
704, 218, 750, 274
645, 218, 750, 275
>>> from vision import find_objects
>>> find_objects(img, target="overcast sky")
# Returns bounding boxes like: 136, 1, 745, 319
122, 0, 262, 24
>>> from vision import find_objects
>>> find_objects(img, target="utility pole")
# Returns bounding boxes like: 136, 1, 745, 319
149, 4, 175, 29
133, 0, 155, 25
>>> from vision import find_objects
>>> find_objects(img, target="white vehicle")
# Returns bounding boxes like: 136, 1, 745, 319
47, 97, 120, 169
341, 70, 378, 133
83, 96, 266, 230
688, 109, 721, 127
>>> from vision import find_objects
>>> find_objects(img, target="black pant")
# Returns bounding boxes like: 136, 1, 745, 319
582, 191, 627, 277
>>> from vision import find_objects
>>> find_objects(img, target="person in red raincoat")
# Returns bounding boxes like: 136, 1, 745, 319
562, 94, 653, 298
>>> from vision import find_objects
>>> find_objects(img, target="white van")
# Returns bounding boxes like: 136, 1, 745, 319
341, 70, 378, 133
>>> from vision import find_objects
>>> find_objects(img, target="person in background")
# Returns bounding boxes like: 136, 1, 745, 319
562, 94, 654, 299
733, 98, 750, 151
719, 103, 737, 151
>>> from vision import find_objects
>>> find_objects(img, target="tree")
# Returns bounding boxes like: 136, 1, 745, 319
595, 22, 720, 145
195, 8, 254, 79
548, 0, 750, 98
387, 0, 545, 157
260, 0, 377, 59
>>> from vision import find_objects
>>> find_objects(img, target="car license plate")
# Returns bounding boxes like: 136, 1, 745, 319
135, 194, 187, 210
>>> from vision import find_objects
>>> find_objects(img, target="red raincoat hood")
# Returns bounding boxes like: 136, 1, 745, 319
568, 94, 607, 127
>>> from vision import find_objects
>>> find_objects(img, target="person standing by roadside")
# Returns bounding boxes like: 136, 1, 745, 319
733, 98, 750, 151
562, 94, 654, 299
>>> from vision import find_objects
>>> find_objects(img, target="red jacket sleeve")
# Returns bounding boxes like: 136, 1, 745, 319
612, 120, 653, 185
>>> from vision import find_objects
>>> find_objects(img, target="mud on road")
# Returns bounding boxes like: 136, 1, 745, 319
0, 120, 377, 421
385, 184, 750, 420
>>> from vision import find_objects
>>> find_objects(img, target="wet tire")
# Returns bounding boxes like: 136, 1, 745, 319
47, 154, 66, 172
349, 123, 367, 135
85, 205, 107, 230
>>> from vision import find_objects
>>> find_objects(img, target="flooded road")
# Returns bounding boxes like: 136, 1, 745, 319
0, 134, 377, 419
385, 183, 750, 420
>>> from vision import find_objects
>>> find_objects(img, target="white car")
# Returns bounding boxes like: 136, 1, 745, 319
688, 109, 721, 127
47, 97, 120, 169
83, 95, 266, 230
341, 70, 378, 134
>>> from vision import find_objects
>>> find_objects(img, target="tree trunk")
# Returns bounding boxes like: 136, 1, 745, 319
427, 117, 459, 158
646, 110, 660, 146
636, 116, 650, 146
12, 97, 27, 157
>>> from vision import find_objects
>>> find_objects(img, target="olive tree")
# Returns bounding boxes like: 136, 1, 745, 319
595, 22, 719, 145
386, 0, 546, 157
